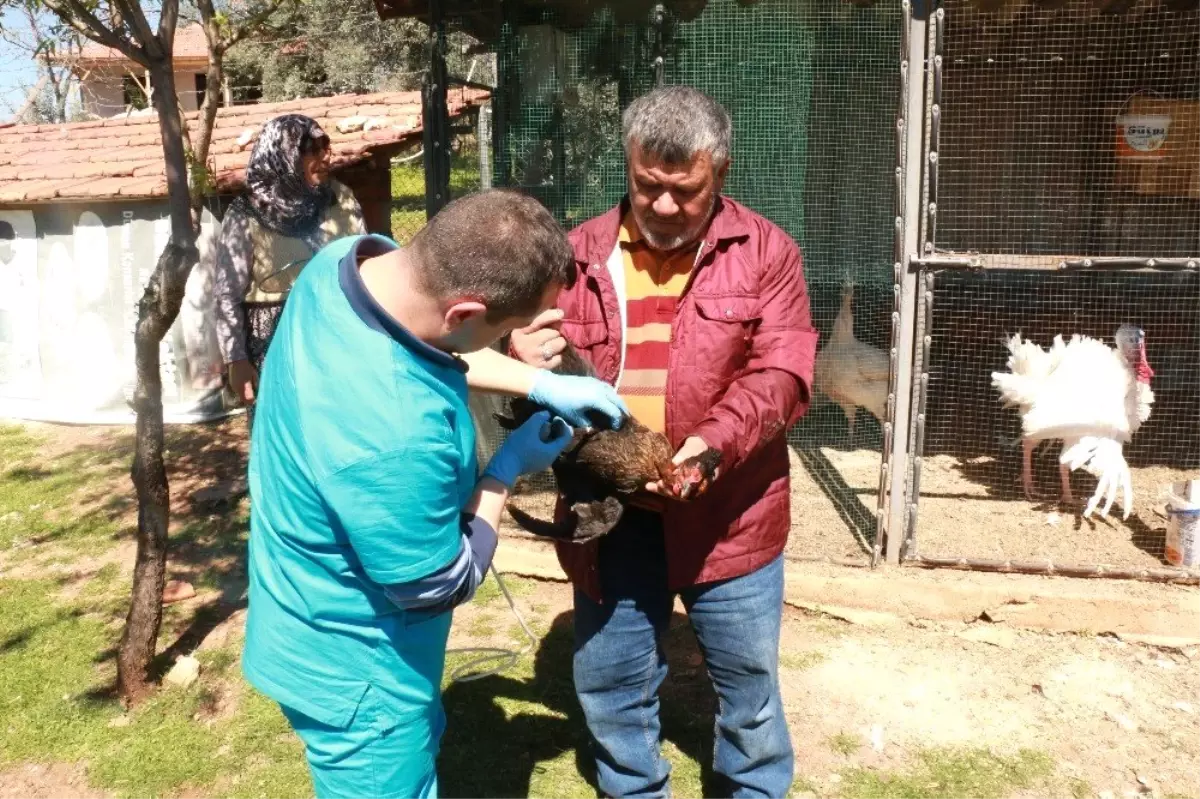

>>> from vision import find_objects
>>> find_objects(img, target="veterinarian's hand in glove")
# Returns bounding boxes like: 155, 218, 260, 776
482, 410, 574, 489
645, 436, 723, 501
529, 372, 628, 431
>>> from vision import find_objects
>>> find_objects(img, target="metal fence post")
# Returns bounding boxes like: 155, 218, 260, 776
422, 0, 451, 218
478, 103, 493, 191
884, 0, 930, 565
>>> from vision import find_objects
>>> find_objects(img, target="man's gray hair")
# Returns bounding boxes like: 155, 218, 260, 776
622, 85, 733, 169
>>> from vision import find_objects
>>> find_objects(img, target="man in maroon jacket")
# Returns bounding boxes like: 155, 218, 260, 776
509, 85, 818, 798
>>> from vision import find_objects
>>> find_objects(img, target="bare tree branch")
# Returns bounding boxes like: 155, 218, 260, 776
0, 6, 81, 123
113, 0, 160, 57
42, 0, 149, 67
11, 72, 50, 123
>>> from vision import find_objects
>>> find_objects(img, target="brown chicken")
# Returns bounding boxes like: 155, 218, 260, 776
494, 341, 721, 543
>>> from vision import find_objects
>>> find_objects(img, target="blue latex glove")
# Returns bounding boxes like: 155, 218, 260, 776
528, 371, 629, 431
483, 410, 575, 489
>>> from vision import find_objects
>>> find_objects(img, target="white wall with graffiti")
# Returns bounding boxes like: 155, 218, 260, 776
0, 202, 233, 424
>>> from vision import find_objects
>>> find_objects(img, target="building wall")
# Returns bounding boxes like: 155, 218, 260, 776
78, 67, 129, 118
0, 166, 393, 424
78, 66, 207, 118
0, 201, 226, 423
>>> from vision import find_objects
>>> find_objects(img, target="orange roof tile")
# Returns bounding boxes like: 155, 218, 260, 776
76, 24, 210, 66
0, 87, 488, 205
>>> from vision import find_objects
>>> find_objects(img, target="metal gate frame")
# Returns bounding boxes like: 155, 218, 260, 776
888, 1, 1200, 584
878, 0, 931, 566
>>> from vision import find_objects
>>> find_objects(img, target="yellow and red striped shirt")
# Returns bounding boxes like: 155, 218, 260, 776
616, 211, 699, 435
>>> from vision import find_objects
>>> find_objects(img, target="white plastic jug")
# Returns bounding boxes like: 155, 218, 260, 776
1165, 479, 1200, 569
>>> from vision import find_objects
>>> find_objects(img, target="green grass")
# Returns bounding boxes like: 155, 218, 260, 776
0, 572, 311, 799
473, 571, 537, 607
0, 424, 130, 561
829, 731, 863, 756
0, 423, 314, 797
839, 747, 1055, 799
781, 649, 827, 671
389, 154, 482, 244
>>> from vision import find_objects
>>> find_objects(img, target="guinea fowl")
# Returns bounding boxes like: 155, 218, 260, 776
812, 280, 890, 446
990, 325, 1154, 519
494, 341, 722, 543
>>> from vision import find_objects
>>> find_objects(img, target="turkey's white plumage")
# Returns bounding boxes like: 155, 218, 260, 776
1017, 335, 1147, 443
990, 328, 1154, 520
813, 281, 890, 445
1059, 436, 1133, 519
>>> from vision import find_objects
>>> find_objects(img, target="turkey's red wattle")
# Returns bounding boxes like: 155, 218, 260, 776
1135, 344, 1154, 384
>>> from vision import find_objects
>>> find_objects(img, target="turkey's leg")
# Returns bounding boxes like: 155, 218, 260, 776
842, 403, 857, 448
1022, 437, 1037, 501
1058, 460, 1075, 507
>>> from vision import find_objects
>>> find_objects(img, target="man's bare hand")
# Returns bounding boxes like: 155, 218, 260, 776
644, 436, 721, 501
228, 360, 259, 406
510, 308, 567, 369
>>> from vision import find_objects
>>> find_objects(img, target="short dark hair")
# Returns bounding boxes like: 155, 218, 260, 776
408, 189, 575, 321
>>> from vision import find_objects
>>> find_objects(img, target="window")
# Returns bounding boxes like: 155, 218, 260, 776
195, 73, 208, 107
122, 73, 149, 110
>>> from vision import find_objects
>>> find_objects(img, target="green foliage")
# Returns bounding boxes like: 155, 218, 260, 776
186, 146, 217, 197
389, 147, 481, 243
222, 0, 487, 104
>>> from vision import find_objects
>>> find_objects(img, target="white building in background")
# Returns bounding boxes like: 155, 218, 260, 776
68, 24, 231, 119
0, 87, 488, 424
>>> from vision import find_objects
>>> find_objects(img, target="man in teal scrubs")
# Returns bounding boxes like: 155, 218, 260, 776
241, 189, 628, 798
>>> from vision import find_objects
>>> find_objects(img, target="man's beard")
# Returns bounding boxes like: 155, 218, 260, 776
637, 194, 716, 254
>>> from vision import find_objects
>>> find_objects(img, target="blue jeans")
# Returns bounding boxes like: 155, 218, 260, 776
572, 510, 793, 798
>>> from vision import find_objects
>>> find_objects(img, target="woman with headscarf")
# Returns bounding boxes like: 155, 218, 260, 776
213, 114, 367, 423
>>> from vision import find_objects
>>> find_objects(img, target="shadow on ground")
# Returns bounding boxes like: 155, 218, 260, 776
439, 609, 726, 799
2, 417, 253, 696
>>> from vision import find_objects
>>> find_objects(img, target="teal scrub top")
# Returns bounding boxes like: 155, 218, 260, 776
241, 233, 478, 741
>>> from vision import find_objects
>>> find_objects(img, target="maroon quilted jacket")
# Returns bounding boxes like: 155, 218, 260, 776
535, 195, 818, 601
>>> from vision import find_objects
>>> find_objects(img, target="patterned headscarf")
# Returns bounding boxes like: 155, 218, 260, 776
231, 114, 333, 250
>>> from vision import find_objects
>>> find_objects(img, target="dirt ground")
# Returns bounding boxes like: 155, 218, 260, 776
444, 573, 1200, 799
776, 603, 1200, 799
0, 762, 109, 799
4, 418, 1199, 798
916, 454, 1193, 572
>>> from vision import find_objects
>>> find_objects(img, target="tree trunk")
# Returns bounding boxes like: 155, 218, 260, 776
188, 46, 224, 224
117, 62, 199, 705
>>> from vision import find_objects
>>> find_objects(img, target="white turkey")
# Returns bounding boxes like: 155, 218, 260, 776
990, 324, 1154, 520
813, 281, 890, 447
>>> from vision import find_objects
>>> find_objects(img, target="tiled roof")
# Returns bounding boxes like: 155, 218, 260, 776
0, 87, 488, 205
77, 24, 210, 66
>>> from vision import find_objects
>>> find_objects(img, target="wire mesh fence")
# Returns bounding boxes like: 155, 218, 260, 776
388, 130, 485, 244
466, 0, 904, 562
906, 0, 1200, 580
